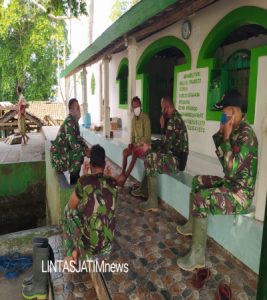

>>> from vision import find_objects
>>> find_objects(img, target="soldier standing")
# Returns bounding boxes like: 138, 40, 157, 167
132, 96, 189, 211
177, 89, 258, 271
50, 98, 90, 184
63, 144, 118, 262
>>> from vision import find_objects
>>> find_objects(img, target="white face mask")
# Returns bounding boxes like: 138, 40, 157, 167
133, 107, 141, 116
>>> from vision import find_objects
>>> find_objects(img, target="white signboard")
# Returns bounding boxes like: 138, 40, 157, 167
176, 68, 208, 151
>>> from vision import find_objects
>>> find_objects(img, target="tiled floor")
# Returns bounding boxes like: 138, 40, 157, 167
49, 159, 258, 300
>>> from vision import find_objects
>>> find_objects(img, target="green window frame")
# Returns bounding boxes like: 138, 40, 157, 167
197, 6, 267, 124
208, 49, 251, 113
117, 58, 129, 109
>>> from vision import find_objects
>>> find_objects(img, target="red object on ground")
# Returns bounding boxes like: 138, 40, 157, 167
192, 268, 211, 289
215, 283, 232, 300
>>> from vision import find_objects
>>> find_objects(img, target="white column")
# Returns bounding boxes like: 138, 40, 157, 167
102, 56, 111, 137
255, 115, 267, 221
64, 76, 70, 113
73, 73, 77, 98
82, 67, 88, 114
99, 62, 103, 122
127, 36, 137, 141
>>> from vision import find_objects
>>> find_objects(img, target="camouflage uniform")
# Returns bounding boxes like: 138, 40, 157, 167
192, 120, 258, 218
63, 173, 118, 259
145, 110, 188, 176
50, 114, 87, 174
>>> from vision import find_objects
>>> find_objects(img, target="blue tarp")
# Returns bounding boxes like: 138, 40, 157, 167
0, 252, 32, 279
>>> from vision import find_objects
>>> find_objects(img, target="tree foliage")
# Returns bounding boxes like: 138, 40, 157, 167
0, 0, 69, 102
109, 0, 139, 22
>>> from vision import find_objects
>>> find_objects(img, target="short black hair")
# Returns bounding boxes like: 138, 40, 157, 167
162, 96, 173, 105
90, 144, 106, 168
68, 98, 78, 110
131, 96, 141, 105
17, 86, 22, 94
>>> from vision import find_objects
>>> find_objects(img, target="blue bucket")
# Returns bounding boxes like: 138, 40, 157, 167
83, 113, 91, 128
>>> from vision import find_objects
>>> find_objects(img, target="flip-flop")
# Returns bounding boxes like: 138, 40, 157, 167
192, 268, 211, 289
215, 283, 232, 300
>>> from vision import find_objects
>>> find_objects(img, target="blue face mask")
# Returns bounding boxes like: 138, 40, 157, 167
221, 113, 227, 125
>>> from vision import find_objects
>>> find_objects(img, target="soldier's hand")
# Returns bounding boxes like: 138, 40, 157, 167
82, 160, 90, 175
224, 117, 233, 141
160, 115, 165, 129
142, 143, 151, 153
85, 147, 91, 158
104, 164, 113, 177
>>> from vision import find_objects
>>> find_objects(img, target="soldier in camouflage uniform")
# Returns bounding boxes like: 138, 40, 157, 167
50, 98, 90, 184
63, 144, 118, 262
132, 96, 188, 211
177, 89, 258, 271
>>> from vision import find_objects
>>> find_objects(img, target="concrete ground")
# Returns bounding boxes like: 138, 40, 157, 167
0, 268, 32, 300
0, 132, 45, 163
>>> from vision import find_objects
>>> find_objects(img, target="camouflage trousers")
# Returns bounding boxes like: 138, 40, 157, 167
144, 151, 179, 177
191, 175, 251, 218
63, 206, 112, 260
51, 146, 84, 174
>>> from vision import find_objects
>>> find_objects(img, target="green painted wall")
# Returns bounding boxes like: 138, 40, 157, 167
0, 161, 45, 197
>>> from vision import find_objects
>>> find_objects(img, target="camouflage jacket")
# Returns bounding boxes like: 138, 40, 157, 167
161, 110, 189, 156
213, 120, 258, 200
75, 173, 118, 256
130, 111, 151, 145
51, 114, 86, 156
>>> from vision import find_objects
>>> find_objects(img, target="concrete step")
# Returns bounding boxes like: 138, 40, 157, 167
0, 225, 61, 256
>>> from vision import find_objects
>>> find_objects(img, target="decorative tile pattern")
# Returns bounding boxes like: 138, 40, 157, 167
49, 158, 258, 299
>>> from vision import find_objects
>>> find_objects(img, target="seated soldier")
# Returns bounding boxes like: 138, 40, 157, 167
132, 96, 189, 211
176, 89, 258, 271
116, 96, 151, 187
63, 144, 118, 262
50, 98, 90, 184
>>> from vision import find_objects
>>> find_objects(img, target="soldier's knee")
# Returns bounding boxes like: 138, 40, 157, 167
123, 148, 130, 157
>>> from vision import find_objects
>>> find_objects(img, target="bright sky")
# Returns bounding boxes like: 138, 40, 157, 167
68, 0, 116, 62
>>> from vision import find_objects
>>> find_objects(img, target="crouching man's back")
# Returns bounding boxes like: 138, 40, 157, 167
63, 144, 118, 261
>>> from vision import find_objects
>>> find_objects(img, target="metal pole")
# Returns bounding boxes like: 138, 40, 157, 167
257, 192, 267, 300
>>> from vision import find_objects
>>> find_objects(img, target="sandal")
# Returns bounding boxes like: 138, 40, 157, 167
215, 283, 232, 300
192, 268, 211, 289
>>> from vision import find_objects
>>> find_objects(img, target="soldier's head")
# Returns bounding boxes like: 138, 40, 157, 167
68, 98, 81, 121
215, 89, 243, 127
90, 144, 106, 172
131, 96, 141, 117
161, 96, 174, 118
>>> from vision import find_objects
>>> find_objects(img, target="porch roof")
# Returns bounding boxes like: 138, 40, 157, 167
61, 0, 218, 78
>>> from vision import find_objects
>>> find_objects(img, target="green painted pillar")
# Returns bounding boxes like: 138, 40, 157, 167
257, 193, 267, 300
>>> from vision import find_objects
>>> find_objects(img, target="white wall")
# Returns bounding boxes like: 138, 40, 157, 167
86, 63, 102, 124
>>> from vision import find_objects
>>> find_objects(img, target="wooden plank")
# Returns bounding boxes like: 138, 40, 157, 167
133, 0, 218, 42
